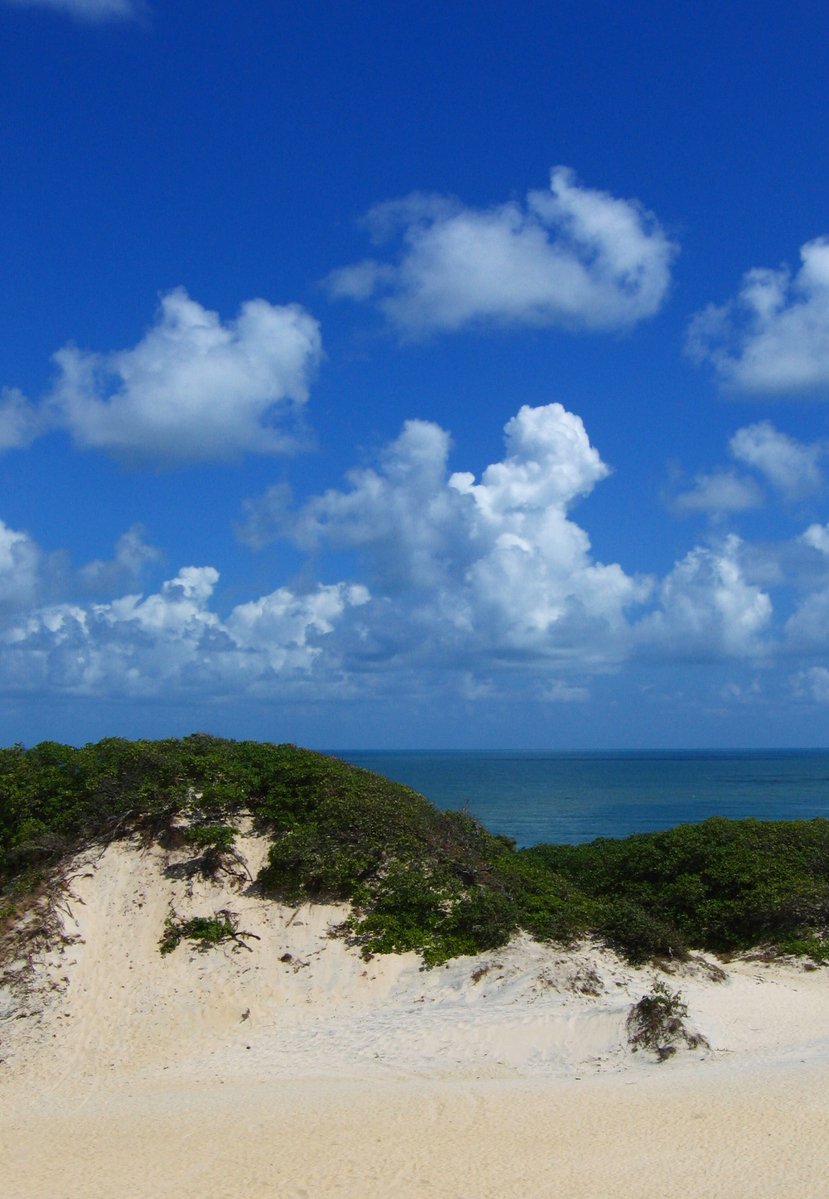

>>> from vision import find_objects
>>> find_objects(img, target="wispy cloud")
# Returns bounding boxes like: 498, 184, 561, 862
326, 167, 677, 337
672, 469, 763, 518
3, 0, 143, 21
687, 237, 829, 394
671, 422, 824, 518
730, 421, 824, 498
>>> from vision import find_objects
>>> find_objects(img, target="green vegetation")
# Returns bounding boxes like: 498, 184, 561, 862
183, 823, 237, 853
523, 816, 829, 961
626, 981, 708, 1061
2, 735, 829, 966
159, 913, 238, 954
159, 910, 258, 955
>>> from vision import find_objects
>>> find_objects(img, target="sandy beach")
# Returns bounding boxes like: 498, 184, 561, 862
2, 829, 828, 1198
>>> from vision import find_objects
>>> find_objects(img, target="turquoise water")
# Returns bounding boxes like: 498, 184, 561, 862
338, 750, 829, 847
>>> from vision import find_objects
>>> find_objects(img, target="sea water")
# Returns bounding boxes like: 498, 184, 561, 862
337, 750, 829, 847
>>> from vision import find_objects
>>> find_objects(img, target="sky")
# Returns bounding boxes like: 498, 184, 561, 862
2, 1, 829, 750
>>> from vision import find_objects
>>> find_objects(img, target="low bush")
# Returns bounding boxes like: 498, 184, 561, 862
159, 910, 257, 955
626, 981, 708, 1061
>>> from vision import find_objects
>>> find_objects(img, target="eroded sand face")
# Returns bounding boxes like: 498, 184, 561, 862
2, 832, 828, 1198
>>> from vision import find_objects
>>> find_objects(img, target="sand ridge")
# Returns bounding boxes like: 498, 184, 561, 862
2, 829, 828, 1197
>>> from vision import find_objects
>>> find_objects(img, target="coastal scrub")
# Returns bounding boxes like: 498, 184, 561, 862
2, 735, 829, 967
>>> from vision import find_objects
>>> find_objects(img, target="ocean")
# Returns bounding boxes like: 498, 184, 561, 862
338, 750, 829, 848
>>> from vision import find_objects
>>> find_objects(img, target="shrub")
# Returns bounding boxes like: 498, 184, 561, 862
183, 824, 236, 852
598, 898, 688, 964
159, 910, 258, 955
626, 981, 708, 1061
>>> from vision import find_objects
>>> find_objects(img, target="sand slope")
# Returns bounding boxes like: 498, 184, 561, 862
2, 829, 828, 1197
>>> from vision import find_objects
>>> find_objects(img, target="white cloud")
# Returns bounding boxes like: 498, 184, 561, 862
0, 518, 161, 614
785, 579, 829, 650
326, 167, 676, 335
638, 537, 772, 659
729, 422, 823, 497
77, 525, 162, 594
687, 237, 829, 393
791, 666, 829, 704
670, 422, 824, 519
1, 565, 369, 698
0, 521, 41, 613
672, 469, 763, 517
250, 402, 649, 668
3, 289, 322, 464
3, 404, 819, 707
0, 388, 42, 451
537, 679, 590, 703
801, 522, 829, 555
3, 0, 141, 19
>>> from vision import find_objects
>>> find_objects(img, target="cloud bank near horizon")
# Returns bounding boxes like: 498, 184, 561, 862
4, 402, 828, 713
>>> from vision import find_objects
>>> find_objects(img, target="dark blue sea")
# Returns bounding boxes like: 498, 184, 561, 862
337, 750, 829, 848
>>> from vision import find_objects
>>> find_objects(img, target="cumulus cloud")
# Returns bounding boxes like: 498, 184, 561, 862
637, 537, 772, 659
672, 469, 763, 517
3, 0, 141, 19
784, 537, 829, 649
246, 403, 648, 669
326, 167, 676, 335
5, 402, 823, 707
671, 422, 824, 518
0, 521, 42, 614
0, 519, 166, 619
3, 289, 322, 464
1, 565, 368, 698
729, 421, 824, 498
687, 237, 829, 393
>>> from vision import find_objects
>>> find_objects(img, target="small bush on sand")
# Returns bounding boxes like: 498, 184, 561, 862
626, 981, 708, 1061
159, 910, 259, 955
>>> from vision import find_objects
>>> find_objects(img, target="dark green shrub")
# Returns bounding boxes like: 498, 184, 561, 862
598, 898, 688, 964
183, 824, 236, 852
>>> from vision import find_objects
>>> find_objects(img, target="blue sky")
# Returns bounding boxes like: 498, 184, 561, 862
2, 0, 829, 749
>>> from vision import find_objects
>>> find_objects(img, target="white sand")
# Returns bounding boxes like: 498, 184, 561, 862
2, 829, 828, 1197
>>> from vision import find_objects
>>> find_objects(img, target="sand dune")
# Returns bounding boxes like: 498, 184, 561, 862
2, 828, 828, 1197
